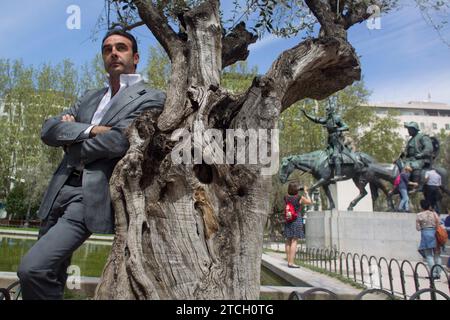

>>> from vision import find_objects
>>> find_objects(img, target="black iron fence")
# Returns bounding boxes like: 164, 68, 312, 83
0, 281, 21, 301
288, 286, 450, 300
295, 247, 449, 300
2, 279, 449, 301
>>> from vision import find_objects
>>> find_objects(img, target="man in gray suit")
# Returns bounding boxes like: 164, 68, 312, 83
17, 29, 165, 299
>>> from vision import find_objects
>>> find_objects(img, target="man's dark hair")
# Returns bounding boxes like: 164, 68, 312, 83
420, 199, 431, 210
102, 29, 138, 54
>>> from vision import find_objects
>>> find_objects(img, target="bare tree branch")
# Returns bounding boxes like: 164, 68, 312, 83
305, 0, 347, 38
222, 22, 258, 69
343, 0, 373, 29
132, 0, 184, 61
110, 20, 146, 31
265, 37, 361, 112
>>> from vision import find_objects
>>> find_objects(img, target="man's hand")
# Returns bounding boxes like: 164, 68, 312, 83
89, 125, 112, 138
62, 114, 75, 122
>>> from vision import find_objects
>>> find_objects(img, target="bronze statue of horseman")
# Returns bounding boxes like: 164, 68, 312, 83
279, 106, 448, 211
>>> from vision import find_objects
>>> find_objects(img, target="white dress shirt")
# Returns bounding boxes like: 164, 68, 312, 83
83, 73, 143, 136
425, 169, 442, 186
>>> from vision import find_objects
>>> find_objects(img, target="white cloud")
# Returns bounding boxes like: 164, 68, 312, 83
249, 34, 283, 51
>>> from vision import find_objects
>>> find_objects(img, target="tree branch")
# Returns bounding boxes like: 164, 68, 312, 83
343, 0, 397, 30
343, 0, 373, 29
305, 0, 347, 38
265, 37, 361, 112
222, 22, 258, 69
132, 0, 184, 60
111, 20, 146, 31
157, 0, 223, 132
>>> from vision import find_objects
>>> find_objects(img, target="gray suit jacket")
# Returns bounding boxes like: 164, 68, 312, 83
38, 80, 165, 234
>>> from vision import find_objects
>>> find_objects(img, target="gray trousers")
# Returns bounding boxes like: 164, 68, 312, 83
17, 185, 92, 300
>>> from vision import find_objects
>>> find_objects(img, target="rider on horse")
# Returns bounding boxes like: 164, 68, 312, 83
399, 121, 434, 185
301, 100, 356, 182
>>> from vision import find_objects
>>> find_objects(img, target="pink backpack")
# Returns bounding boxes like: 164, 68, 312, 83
393, 175, 401, 187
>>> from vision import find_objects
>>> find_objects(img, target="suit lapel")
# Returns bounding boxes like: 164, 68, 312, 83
79, 88, 108, 124
100, 80, 148, 125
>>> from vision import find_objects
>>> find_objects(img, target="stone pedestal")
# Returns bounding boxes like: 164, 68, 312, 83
306, 210, 422, 261
329, 180, 373, 212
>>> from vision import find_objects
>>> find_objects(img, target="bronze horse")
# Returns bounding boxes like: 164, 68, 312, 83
279, 150, 398, 211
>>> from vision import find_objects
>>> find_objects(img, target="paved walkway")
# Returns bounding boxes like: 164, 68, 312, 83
262, 253, 362, 299
264, 243, 450, 300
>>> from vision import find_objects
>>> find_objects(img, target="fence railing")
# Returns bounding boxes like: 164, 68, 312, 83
295, 247, 449, 300
288, 286, 450, 300
0, 281, 21, 301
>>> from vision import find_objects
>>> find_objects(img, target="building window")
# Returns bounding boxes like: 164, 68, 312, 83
432, 123, 437, 130
420, 123, 425, 129
446, 124, 450, 130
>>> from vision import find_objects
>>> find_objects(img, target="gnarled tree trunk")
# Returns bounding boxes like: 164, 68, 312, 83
94, 0, 363, 299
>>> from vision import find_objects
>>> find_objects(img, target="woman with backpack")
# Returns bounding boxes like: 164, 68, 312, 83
284, 182, 312, 268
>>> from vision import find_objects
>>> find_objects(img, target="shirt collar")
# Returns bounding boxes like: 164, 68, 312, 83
104, 73, 143, 89
119, 73, 143, 87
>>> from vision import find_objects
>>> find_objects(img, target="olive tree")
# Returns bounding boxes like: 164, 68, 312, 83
93, 0, 438, 299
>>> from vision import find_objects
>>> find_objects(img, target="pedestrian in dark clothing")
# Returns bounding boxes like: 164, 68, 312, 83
424, 168, 442, 215
398, 166, 418, 212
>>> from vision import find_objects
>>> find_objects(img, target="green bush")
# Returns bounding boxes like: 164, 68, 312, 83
5, 184, 39, 220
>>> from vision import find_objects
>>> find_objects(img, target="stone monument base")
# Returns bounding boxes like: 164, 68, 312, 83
306, 210, 422, 261
329, 179, 373, 212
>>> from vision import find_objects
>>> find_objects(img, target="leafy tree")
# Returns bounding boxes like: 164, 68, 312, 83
222, 62, 258, 93
146, 45, 171, 90
433, 130, 450, 213
358, 110, 403, 163
79, 54, 106, 93
0, 59, 79, 221
5, 183, 39, 220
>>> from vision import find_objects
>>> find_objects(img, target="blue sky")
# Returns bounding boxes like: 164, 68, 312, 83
1, 0, 449, 103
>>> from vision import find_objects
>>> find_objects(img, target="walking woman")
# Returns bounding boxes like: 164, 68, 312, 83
416, 199, 442, 279
284, 182, 312, 268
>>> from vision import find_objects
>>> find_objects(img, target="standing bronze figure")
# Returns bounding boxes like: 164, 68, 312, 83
395, 121, 449, 207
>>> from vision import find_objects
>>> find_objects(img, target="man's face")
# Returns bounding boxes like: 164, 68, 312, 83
407, 127, 416, 136
102, 35, 139, 77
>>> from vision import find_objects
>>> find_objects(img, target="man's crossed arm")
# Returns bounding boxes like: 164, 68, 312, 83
41, 90, 166, 167
61, 114, 111, 138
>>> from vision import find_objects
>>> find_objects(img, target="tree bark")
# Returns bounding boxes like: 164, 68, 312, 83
95, 0, 362, 299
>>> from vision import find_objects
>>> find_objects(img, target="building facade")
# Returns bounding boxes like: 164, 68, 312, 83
367, 100, 450, 139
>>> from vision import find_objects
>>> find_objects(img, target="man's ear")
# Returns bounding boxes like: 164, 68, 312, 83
134, 52, 140, 66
